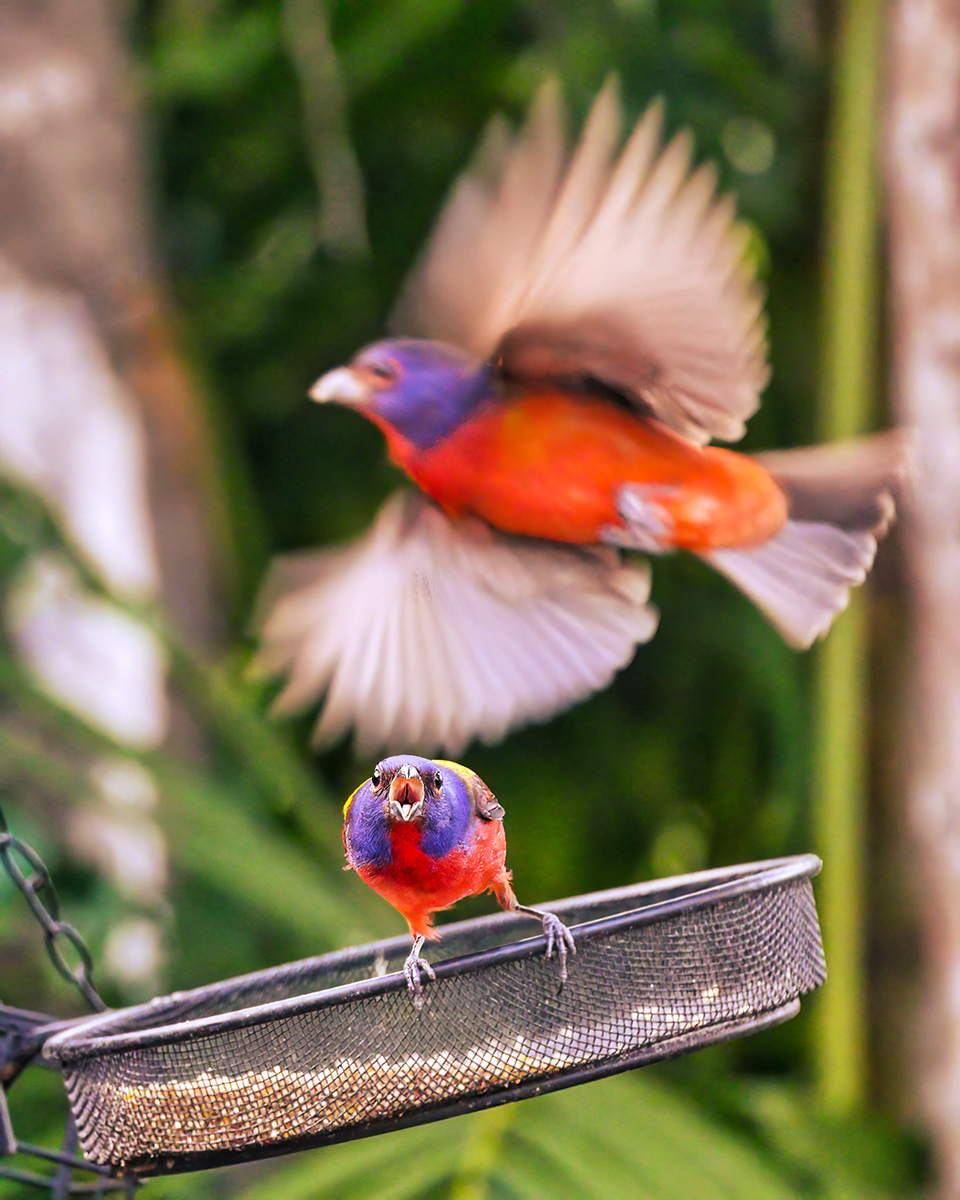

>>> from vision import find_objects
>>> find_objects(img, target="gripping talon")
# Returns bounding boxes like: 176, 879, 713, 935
540, 910, 577, 984
403, 934, 436, 1010
515, 904, 577, 989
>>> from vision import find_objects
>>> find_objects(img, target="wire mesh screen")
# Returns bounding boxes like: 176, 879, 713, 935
44, 856, 825, 1176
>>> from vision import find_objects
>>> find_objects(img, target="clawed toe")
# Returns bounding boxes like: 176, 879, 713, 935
402, 936, 436, 1010
541, 911, 577, 984
515, 904, 577, 989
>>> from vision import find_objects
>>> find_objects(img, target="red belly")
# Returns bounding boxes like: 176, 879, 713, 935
357, 819, 508, 940
379, 391, 787, 552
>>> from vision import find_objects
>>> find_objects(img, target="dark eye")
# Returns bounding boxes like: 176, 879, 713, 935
372, 765, 383, 788
434, 771, 443, 792
369, 361, 396, 382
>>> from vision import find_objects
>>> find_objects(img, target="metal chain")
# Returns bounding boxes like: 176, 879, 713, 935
0, 799, 106, 1014
0, 800, 141, 1193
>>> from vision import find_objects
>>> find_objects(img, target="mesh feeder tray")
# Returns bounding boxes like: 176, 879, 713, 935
42, 854, 825, 1177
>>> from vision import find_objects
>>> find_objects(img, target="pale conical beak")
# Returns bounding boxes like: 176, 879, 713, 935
309, 366, 372, 406
387, 764, 425, 822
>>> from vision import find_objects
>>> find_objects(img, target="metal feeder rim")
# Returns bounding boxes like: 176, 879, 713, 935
43, 853, 820, 1066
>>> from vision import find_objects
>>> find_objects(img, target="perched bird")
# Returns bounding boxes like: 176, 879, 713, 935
256, 79, 906, 754
343, 755, 575, 1007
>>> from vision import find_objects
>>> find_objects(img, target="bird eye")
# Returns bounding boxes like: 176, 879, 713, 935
434, 771, 443, 792
372, 765, 383, 788
369, 361, 396, 382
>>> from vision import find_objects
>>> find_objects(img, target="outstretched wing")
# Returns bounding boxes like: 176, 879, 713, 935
253, 491, 657, 755
392, 79, 767, 445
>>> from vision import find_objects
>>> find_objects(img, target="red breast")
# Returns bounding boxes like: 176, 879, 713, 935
376, 389, 787, 552
356, 817, 509, 940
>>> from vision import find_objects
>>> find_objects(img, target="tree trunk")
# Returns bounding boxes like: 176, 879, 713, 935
887, 1, 960, 1190
0, 0, 222, 656
0, 0, 224, 995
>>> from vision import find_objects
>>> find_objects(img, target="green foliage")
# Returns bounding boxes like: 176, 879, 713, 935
121, 1075, 925, 1200
737, 1080, 926, 1199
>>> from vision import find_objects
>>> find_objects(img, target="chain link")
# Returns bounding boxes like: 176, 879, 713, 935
0, 802, 139, 1192
0, 800, 106, 1014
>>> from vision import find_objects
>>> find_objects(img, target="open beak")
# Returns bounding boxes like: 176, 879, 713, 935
387, 764, 425, 823
309, 366, 372, 407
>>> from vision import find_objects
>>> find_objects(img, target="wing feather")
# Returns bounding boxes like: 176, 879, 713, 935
391, 83, 566, 356
253, 492, 658, 755
392, 79, 767, 444
532, 81, 622, 269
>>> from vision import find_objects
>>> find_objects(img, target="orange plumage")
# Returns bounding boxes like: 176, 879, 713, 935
354, 805, 511, 942
376, 389, 788, 552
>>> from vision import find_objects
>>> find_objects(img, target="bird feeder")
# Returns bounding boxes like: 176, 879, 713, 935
20, 855, 825, 1178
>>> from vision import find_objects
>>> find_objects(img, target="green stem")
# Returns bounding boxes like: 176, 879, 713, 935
813, 0, 882, 1112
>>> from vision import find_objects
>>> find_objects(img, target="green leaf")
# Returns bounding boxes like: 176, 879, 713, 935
237, 1123, 455, 1200
147, 11, 279, 102
340, 0, 466, 94
737, 1080, 925, 1198
158, 762, 387, 951
515, 1076, 800, 1200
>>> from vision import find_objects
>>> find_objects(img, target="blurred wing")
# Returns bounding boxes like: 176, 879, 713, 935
703, 520, 878, 649
392, 79, 767, 444
253, 491, 658, 755
391, 81, 567, 360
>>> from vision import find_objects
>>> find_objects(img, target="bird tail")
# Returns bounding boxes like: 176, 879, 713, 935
700, 429, 910, 648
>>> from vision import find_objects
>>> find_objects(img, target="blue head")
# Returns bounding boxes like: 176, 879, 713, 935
343, 755, 477, 868
310, 338, 493, 449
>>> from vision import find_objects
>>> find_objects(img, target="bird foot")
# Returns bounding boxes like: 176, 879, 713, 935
403, 936, 437, 1010
540, 911, 577, 985
600, 484, 679, 554
515, 905, 577, 988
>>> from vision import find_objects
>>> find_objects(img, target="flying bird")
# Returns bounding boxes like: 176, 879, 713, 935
343, 755, 575, 1007
256, 79, 905, 754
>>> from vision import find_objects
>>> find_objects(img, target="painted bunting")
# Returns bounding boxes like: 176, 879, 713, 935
257, 80, 905, 753
343, 755, 575, 1008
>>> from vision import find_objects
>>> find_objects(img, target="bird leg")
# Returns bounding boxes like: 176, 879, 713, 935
512, 903, 577, 986
402, 934, 437, 1010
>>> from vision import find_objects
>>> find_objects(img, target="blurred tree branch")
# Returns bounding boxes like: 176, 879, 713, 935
281, 0, 370, 257
0, 0, 261, 1002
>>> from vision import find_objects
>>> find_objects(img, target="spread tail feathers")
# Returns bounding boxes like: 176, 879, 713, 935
703, 520, 877, 648
755, 427, 910, 536
703, 429, 909, 647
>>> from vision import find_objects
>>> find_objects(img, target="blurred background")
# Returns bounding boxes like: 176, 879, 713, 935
0, 0, 950, 1195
